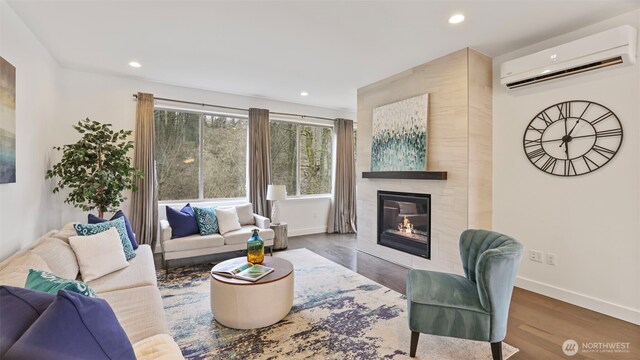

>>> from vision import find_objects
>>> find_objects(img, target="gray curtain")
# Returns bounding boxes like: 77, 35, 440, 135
328, 118, 357, 233
248, 108, 271, 217
131, 92, 158, 248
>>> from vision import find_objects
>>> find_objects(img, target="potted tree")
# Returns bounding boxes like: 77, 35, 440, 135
46, 118, 142, 217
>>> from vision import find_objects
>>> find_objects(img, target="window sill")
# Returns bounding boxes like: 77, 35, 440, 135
158, 195, 331, 207
158, 198, 249, 207
283, 194, 331, 201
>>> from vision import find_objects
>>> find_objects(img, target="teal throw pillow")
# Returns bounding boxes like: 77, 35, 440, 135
193, 207, 219, 235
74, 217, 136, 261
25, 269, 98, 298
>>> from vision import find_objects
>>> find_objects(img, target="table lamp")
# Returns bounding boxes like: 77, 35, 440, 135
267, 185, 287, 225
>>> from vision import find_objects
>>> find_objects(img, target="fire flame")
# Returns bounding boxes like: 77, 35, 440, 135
398, 216, 414, 234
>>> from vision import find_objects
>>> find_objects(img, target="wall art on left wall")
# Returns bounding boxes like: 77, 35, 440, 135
0, 56, 16, 184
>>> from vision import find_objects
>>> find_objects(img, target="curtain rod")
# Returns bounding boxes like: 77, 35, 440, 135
132, 94, 352, 122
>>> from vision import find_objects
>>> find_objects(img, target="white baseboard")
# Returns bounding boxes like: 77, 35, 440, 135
289, 226, 327, 237
516, 276, 640, 325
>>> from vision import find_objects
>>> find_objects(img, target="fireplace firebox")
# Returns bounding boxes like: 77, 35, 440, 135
377, 191, 431, 259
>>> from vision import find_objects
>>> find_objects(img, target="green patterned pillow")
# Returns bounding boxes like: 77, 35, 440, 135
74, 217, 136, 261
25, 269, 98, 298
193, 207, 219, 235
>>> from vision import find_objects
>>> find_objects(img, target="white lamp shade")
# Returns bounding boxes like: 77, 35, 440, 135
267, 185, 287, 201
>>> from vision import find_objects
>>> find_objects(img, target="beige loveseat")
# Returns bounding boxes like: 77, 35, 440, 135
0, 225, 183, 359
160, 208, 275, 269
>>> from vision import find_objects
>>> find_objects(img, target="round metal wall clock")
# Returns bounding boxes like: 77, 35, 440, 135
523, 100, 623, 176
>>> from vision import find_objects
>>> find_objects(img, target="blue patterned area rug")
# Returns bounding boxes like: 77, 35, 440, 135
157, 248, 518, 359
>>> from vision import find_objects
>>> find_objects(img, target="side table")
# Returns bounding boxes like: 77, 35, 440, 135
271, 222, 288, 250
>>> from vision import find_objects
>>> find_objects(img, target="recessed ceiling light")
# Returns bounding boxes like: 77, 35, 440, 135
300, 91, 309, 97
448, 14, 465, 24
541, 69, 551, 74
129, 61, 141, 68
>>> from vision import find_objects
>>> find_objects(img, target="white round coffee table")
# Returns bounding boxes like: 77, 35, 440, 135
210, 256, 294, 329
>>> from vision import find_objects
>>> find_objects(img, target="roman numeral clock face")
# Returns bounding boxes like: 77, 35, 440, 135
523, 101, 623, 176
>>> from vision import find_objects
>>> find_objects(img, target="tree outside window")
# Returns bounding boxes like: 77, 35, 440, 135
270, 121, 332, 196
155, 111, 333, 201
155, 109, 247, 201
155, 110, 199, 201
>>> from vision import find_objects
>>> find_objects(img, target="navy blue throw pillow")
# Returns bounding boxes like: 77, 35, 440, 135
0, 286, 55, 357
4, 290, 135, 360
88, 210, 139, 250
166, 203, 199, 238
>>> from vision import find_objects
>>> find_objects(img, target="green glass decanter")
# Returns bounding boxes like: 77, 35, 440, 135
247, 229, 264, 264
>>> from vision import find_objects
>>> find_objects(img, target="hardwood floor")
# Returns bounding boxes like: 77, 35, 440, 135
157, 232, 639, 359
286, 233, 640, 360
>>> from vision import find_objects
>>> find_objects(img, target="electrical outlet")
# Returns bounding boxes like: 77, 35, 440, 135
546, 253, 557, 266
534, 251, 543, 262
529, 250, 543, 263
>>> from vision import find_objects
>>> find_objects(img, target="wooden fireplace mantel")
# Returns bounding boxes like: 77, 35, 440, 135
361, 171, 447, 180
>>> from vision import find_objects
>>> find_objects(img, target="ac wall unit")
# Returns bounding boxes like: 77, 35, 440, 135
501, 25, 637, 90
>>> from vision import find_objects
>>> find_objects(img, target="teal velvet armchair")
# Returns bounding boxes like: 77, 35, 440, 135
406, 229, 523, 360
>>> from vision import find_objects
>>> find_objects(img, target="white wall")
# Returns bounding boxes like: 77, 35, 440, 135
53, 69, 354, 236
493, 10, 640, 324
0, 1, 61, 260
278, 197, 331, 236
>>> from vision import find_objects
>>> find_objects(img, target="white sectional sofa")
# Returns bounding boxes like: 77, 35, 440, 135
160, 211, 275, 269
0, 225, 183, 359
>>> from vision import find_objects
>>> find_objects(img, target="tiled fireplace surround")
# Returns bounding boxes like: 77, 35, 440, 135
356, 48, 493, 274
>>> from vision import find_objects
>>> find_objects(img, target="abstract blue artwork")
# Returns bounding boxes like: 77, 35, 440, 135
0, 56, 16, 184
371, 94, 428, 171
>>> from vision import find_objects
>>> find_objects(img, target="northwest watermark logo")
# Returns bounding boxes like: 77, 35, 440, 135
562, 339, 631, 356
562, 339, 578, 356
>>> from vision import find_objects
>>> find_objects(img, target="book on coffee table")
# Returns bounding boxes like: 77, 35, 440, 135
211, 262, 274, 282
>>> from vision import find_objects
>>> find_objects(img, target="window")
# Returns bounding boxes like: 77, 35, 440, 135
270, 121, 333, 196
202, 115, 247, 199
155, 110, 200, 201
155, 109, 247, 201
270, 122, 297, 194
299, 125, 332, 195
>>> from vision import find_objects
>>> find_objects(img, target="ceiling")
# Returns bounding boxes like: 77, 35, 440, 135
8, 1, 639, 112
